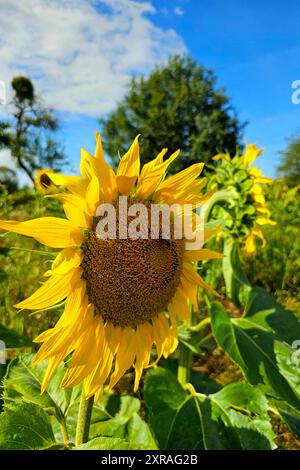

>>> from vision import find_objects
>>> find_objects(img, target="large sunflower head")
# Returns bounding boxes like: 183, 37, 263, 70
212, 143, 276, 256
0, 133, 221, 401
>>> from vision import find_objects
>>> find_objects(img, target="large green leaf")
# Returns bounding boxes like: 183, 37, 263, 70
0, 403, 56, 450
74, 437, 130, 450
0, 324, 32, 349
90, 394, 157, 450
127, 413, 158, 450
244, 286, 300, 344
274, 401, 300, 439
3, 354, 81, 423
90, 395, 140, 439
211, 302, 300, 410
144, 367, 275, 450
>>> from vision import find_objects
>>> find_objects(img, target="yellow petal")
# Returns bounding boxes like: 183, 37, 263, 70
80, 148, 96, 180
212, 152, 230, 161
244, 233, 256, 255
44, 247, 83, 277
182, 262, 219, 296
136, 149, 179, 200
184, 248, 224, 262
253, 194, 265, 205
241, 144, 263, 167
154, 162, 204, 201
34, 169, 57, 194
116, 136, 140, 195
98, 162, 118, 204
38, 170, 88, 198
95, 131, 105, 163
86, 174, 100, 214
204, 224, 221, 242
41, 353, 66, 393
46, 194, 91, 228
256, 216, 276, 226
251, 183, 263, 195
14, 267, 82, 310
168, 288, 189, 321
34, 280, 86, 343
252, 228, 266, 247
133, 323, 153, 392
108, 327, 136, 389
256, 206, 271, 218
248, 166, 262, 178
0, 217, 83, 248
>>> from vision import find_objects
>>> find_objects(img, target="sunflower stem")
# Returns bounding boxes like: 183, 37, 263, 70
189, 316, 211, 332
177, 342, 192, 385
202, 187, 238, 222
60, 418, 70, 447
75, 391, 94, 447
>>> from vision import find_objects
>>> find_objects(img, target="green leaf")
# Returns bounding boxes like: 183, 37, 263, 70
0, 324, 32, 349
144, 367, 187, 449
90, 394, 154, 449
0, 403, 56, 450
245, 286, 300, 344
127, 413, 158, 450
143, 367, 275, 450
3, 354, 81, 423
274, 401, 300, 439
211, 302, 300, 410
0, 269, 8, 282
74, 437, 130, 450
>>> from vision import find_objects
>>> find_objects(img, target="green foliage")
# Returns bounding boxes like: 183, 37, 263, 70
0, 353, 157, 450
3, 354, 81, 423
244, 181, 300, 316
75, 437, 130, 450
0, 167, 18, 192
277, 134, 300, 186
0, 403, 56, 450
222, 237, 251, 306
144, 367, 276, 450
0, 76, 65, 184
101, 55, 244, 173
211, 298, 300, 410
0, 324, 31, 349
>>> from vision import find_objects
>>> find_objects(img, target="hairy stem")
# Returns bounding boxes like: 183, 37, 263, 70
75, 391, 94, 447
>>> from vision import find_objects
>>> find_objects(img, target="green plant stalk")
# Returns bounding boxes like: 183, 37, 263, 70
203, 187, 238, 222
177, 342, 192, 386
190, 316, 211, 332
75, 391, 94, 446
60, 418, 70, 447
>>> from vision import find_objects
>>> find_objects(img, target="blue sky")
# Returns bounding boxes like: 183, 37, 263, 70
0, 0, 299, 183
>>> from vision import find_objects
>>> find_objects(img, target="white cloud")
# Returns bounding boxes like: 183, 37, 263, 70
0, 0, 186, 116
174, 6, 184, 16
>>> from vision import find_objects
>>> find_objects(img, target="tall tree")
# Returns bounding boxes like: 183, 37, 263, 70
0, 76, 65, 183
100, 55, 245, 172
277, 135, 300, 187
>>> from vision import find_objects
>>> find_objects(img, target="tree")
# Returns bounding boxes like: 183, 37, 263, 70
0, 167, 18, 192
0, 76, 65, 183
277, 135, 300, 187
100, 55, 245, 173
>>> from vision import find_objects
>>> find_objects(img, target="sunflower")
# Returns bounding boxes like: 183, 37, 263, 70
212, 143, 276, 256
0, 134, 221, 401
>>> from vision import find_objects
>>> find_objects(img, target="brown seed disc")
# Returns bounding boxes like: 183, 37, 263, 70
81, 201, 184, 327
